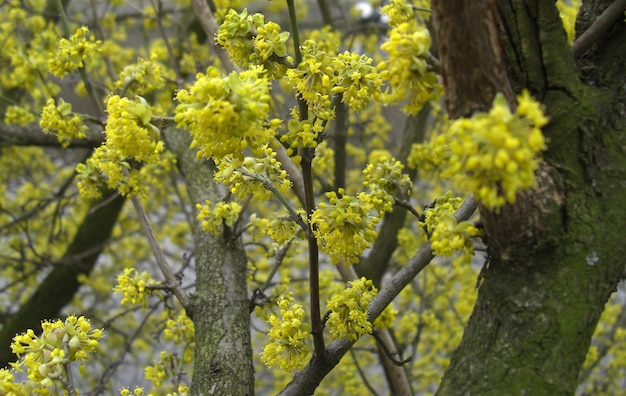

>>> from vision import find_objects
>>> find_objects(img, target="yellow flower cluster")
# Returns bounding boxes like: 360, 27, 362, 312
421, 193, 481, 263
430, 213, 481, 262
326, 278, 377, 341
445, 92, 547, 209
381, 0, 423, 27
120, 387, 146, 396
39, 98, 88, 146
261, 298, 311, 371
246, 213, 270, 241
286, 40, 337, 119
214, 146, 291, 201
196, 200, 242, 236
7, 315, 103, 391
281, 114, 325, 159
286, 41, 383, 118
74, 94, 170, 198
267, 216, 301, 245
104, 95, 163, 164
48, 26, 101, 77
4, 105, 36, 126
420, 192, 462, 232
331, 51, 382, 112
175, 66, 274, 161
310, 189, 379, 264
76, 146, 175, 199
408, 133, 449, 174
216, 9, 292, 79
113, 268, 161, 307
120, 385, 189, 396
145, 351, 175, 387
307, 26, 341, 56
378, 22, 441, 114
164, 311, 195, 364
363, 155, 412, 214
115, 54, 166, 95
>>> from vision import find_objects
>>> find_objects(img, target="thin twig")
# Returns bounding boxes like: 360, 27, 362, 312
394, 197, 421, 219
285, 0, 326, 358
372, 330, 412, 366
190, 0, 236, 73
261, 239, 295, 292
572, 0, 626, 59
152, 0, 184, 87
349, 348, 380, 396
130, 194, 189, 309
54, 0, 104, 117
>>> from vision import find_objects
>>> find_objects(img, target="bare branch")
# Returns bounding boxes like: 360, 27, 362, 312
190, 0, 236, 73
0, 122, 104, 148
572, 0, 626, 59
130, 195, 189, 309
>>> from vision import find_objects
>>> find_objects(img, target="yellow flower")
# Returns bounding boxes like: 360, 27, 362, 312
115, 54, 166, 95
104, 95, 163, 164
379, 22, 441, 114
214, 146, 291, 201
261, 299, 311, 371
421, 193, 482, 263
4, 105, 36, 126
267, 216, 300, 245
9, 315, 103, 390
196, 200, 242, 236
48, 26, 101, 77
363, 155, 412, 214
331, 51, 383, 111
326, 278, 377, 341
443, 92, 547, 209
311, 189, 379, 264
286, 40, 338, 119
113, 268, 161, 307
40, 98, 88, 147
175, 66, 273, 161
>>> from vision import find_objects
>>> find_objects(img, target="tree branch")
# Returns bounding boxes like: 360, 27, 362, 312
129, 194, 189, 309
190, 0, 236, 73
278, 197, 477, 395
0, 122, 104, 148
572, 0, 626, 60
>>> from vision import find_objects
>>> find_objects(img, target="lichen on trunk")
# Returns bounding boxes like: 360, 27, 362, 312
163, 128, 254, 395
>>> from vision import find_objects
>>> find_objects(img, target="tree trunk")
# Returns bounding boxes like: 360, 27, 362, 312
164, 129, 255, 396
433, 0, 626, 394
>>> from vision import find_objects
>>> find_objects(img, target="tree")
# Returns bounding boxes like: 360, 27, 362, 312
1, 0, 625, 395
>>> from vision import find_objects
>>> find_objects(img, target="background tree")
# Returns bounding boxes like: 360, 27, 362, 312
1, 0, 625, 395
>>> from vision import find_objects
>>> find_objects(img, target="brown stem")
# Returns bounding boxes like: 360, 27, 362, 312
301, 152, 325, 357
190, 0, 236, 73
572, 0, 626, 59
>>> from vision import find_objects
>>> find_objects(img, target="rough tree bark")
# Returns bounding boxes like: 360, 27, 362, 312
433, 1, 626, 394
163, 129, 254, 396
